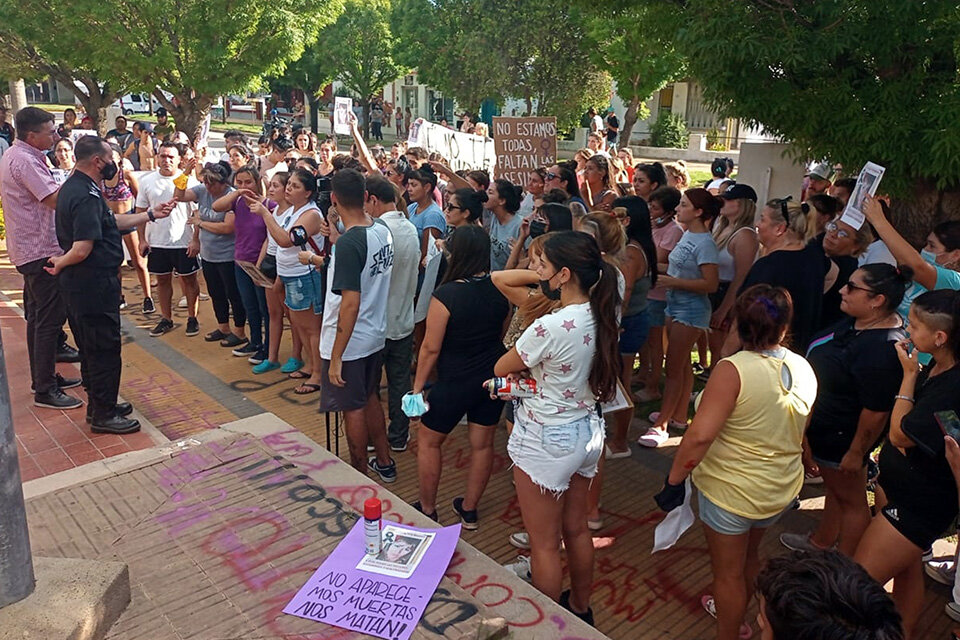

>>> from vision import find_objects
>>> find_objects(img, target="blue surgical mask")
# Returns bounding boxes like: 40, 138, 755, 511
921, 249, 939, 265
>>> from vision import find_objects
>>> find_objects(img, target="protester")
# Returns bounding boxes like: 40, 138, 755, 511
51, 137, 75, 177
407, 166, 446, 269
658, 284, 817, 640
604, 107, 619, 151
294, 129, 316, 159
226, 144, 253, 175
506, 203, 574, 271
543, 164, 587, 214
153, 108, 175, 141
633, 162, 667, 201
586, 132, 607, 157
106, 116, 134, 150
706, 158, 732, 193
639, 188, 720, 448
46, 136, 175, 432
518, 168, 546, 219
854, 289, 960, 638
247, 168, 325, 392
664, 160, 690, 191
103, 144, 150, 312
582, 155, 618, 211
57, 108, 78, 138
486, 179, 524, 271
819, 212, 874, 330
366, 176, 419, 452
756, 550, 904, 640
805, 162, 834, 197
494, 231, 619, 625
444, 188, 486, 229
136, 142, 201, 337
781, 265, 910, 556
0, 106, 15, 145
125, 123, 158, 171
830, 177, 856, 206
0, 107, 82, 409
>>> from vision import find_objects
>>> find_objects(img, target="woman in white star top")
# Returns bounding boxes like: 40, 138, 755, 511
492, 230, 622, 625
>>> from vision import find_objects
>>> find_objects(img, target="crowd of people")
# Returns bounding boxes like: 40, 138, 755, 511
3, 102, 960, 640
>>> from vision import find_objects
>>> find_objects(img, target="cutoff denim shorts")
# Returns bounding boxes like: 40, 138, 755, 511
507, 410, 604, 494
697, 491, 790, 536
281, 270, 323, 314
665, 290, 711, 330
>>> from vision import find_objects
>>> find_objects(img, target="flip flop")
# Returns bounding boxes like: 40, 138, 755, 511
294, 382, 322, 395
288, 370, 311, 379
701, 595, 752, 639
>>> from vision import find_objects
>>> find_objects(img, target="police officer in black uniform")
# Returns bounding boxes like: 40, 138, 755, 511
46, 136, 174, 434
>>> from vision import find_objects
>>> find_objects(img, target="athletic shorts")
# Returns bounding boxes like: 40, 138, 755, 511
421, 377, 504, 434
147, 247, 200, 276
881, 500, 956, 551
507, 410, 604, 494
318, 351, 382, 413
697, 491, 790, 536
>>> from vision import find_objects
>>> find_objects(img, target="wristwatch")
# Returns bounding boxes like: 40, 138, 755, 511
147, 210, 156, 222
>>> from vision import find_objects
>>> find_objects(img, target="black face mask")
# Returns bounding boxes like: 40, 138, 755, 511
539, 273, 561, 300
100, 160, 119, 181
529, 220, 548, 238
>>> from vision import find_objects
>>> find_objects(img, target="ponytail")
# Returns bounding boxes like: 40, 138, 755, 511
767, 197, 818, 243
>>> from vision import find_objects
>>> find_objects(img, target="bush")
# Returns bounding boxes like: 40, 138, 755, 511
650, 111, 689, 149
706, 127, 728, 151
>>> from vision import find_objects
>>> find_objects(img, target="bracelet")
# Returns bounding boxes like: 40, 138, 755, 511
894, 395, 915, 403
147, 210, 155, 222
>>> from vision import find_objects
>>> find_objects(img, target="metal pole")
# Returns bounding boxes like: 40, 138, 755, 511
0, 324, 35, 608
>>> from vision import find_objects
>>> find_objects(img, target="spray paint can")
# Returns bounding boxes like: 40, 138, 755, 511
364, 497, 382, 555
484, 377, 538, 399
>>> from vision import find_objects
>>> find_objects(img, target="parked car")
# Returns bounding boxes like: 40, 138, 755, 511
111, 93, 154, 115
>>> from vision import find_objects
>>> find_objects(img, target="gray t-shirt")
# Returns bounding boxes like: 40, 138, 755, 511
489, 213, 523, 271
191, 184, 236, 262
667, 231, 719, 281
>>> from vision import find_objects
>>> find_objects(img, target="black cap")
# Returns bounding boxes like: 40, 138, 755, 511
156, 107, 167, 117
720, 183, 758, 202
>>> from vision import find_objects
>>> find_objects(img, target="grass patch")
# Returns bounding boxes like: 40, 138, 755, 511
28, 103, 77, 112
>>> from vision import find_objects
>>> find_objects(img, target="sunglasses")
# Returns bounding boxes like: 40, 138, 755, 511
444, 203, 464, 211
545, 172, 559, 181
843, 280, 876, 295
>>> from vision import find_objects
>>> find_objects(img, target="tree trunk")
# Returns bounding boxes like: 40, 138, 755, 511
8, 79, 27, 111
620, 95, 641, 149
360, 97, 370, 140
155, 91, 213, 143
524, 95, 533, 117
889, 179, 960, 248
307, 95, 319, 134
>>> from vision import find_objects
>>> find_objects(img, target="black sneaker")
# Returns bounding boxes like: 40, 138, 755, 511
149, 318, 175, 337
34, 388, 83, 410
368, 456, 397, 484
56, 343, 81, 363
390, 434, 411, 452
86, 401, 133, 424
142, 297, 156, 315
233, 342, 259, 358
559, 590, 595, 627
31, 373, 82, 393
452, 497, 479, 530
119, 295, 128, 310
412, 500, 439, 522
91, 415, 141, 434
185, 317, 200, 337
247, 347, 267, 365
220, 334, 247, 348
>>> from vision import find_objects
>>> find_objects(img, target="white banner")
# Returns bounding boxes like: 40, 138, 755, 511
406, 118, 495, 173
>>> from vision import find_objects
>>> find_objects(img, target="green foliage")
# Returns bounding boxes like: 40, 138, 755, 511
649, 111, 688, 149
706, 127, 727, 151
651, 0, 960, 195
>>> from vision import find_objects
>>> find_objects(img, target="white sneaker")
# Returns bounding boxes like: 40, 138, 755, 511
925, 559, 956, 586
947, 601, 960, 623
199, 291, 209, 301
637, 427, 669, 448
503, 555, 532, 582
509, 532, 530, 550
177, 296, 187, 309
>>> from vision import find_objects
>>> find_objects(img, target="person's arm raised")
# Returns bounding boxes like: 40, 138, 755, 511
863, 195, 937, 289
491, 268, 539, 307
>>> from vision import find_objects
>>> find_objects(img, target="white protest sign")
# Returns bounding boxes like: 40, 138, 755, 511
197, 113, 212, 147
69, 129, 99, 143
407, 118, 496, 173
333, 97, 353, 136
839, 161, 885, 230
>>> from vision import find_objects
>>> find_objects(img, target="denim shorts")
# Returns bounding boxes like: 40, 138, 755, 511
282, 270, 323, 314
507, 410, 604, 494
647, 299, 667, 327
697, 491, 789, 536
666, 290, 711, 329
620, 310, 651, 355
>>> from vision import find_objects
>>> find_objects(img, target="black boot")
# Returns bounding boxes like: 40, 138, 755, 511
56, 343, 81, 363
86, 401, 133, 424
91, 415, 140, 434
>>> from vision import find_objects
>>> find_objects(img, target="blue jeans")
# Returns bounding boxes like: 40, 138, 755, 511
234, 263, 269, 350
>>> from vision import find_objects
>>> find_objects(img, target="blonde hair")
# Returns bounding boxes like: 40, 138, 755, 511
766, 198, 819, 244
575, 148, 595, 164
584, 212, 626, 262
608, 154, 629, 184
713, 199, 758, 250
664, 161, 690, 190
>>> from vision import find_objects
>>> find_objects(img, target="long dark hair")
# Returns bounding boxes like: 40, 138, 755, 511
493, 178, 523, 213
540, 203, 573, 231
635, 162, 667, 190
441, 225, 491, 283
554, 164, 582, 199
541, 231, 621, 401
452, 188, 488, 222
613, 196, 658, 287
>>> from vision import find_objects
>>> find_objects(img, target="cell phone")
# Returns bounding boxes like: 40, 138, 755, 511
935, 410, 960, 444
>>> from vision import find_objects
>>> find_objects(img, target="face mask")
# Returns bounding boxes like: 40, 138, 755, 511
100, 160, 118, 181
921, 249, 939, 265
529, 220, 547, 238
539, 273, 562, 300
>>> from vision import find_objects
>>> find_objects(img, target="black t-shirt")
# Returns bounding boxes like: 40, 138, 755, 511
740, 243, 828, 352
819, 254, 858, 331
0, 123, 14, 145
54, 172, 124, 286
879, 364, 960, 521
106, 128, 134, 151
805, 318, 906, 456
606, 115, 619, 141
432, 275, 509, 380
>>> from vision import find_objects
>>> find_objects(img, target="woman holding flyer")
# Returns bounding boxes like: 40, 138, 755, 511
493, 230, 621, 626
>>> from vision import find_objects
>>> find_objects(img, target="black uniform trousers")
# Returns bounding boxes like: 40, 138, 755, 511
62, 274, 121, 419
17, 258, 68, 395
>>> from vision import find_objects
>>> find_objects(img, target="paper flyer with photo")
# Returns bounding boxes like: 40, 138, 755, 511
333, 97, 353, 135
283, 520, 460, 640
839, 161, 885, 230
236, 260, 275, 288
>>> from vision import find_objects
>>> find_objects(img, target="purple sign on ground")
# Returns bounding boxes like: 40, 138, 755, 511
283, 520, 461, 640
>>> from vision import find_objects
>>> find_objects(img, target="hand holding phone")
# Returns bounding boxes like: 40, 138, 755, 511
935, 410, 960, 444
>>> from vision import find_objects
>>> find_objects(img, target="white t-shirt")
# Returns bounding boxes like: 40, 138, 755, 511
135, 170, 198, 248
379, 211, 420, 341
859, 239, 897, 267
591, 115, 604, 133
515, 302, 598, 425
320, 219, 394, 361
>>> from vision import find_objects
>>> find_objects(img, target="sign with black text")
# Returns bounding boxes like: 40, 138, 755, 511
492, 117, 557, 185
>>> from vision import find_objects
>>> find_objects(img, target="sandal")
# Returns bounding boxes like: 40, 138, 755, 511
288, 370, 311, 379
701, 595, 752, 639
294, 382, 321, 395
204, 329, 228, 342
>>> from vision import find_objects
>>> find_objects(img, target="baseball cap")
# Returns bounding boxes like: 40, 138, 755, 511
806, 162, 834, 182
720, 183, 758, 202
141, 123, 154, 134
156, 107, 167, 117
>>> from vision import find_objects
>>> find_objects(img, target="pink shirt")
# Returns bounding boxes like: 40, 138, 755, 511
649, 219, 684, 301
0, 140, 62, 266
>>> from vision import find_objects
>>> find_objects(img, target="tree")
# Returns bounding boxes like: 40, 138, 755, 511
321, 0, 405, 139
269, 48, 335, 134
583, 4, 685, 145
644, 0, 960, 243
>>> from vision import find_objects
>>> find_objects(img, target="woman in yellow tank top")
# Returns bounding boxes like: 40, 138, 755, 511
655, 284, 819, 640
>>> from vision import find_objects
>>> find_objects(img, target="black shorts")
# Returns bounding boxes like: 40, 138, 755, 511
708, 281, 731, 310
147, 247, 200, 276
421, 377, 504, 434
319, 351, 383, 413
881, 501, 956, 550
808, 427, 872, 469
